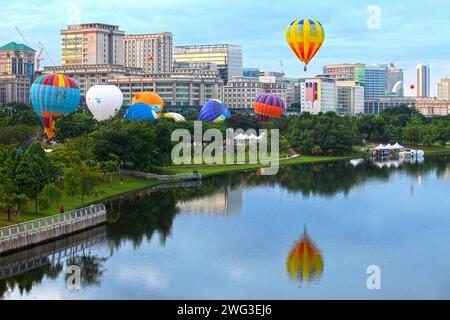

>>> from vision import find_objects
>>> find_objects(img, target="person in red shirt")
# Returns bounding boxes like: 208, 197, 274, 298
59, 205, 65, 214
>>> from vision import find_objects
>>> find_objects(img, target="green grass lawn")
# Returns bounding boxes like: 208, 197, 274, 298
0, 174, 160, 228
162, 154, 359, 176
1, 145, 448, 228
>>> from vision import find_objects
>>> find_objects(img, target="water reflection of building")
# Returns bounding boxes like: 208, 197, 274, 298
286, 228, 324, 287
442, 166, 450, 181
177, 186, 243, 216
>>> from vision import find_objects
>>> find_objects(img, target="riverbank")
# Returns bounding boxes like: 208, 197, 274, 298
161, 154, 359, 176
0, 175, 161, 227
1, 145, 449, 227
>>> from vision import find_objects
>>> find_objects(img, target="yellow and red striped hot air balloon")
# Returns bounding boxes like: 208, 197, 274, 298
286, 19, 325, 71
286, 228, 324, 287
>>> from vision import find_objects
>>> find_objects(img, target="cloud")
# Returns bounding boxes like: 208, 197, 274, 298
0, 0, 448, 95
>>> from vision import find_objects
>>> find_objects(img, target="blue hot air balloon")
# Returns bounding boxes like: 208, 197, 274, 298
125, 102, 158, 122
30, 74, 80, 138
199, 99, 231, 123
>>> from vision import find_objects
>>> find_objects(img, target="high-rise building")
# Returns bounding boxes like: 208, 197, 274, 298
416, 63, 430, 97
174, 44, 242, 83
108, 72, 223, 108
437, 77, 450, 100
387, 62, 404, 96
364, 96, 415, 114
0, 42, 35, 104
365, 64, 388, 100
416, 98, 449, 116
124, 33, 173, 74
61, 23, 124, 66
224, 76, 286, 110
323, 63, 366, 83
285, 79, 297, 107
300, 76, 336, 114
43, 64, 144, 101
336, 81, 364, 116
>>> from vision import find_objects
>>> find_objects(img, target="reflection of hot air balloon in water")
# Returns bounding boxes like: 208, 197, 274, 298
30, 74, 80, 139
86, 84, 123, 121
286, 227, 324, 287
253, 93, 285, 122
199, 100, 231, 123
286, 19, 325, 71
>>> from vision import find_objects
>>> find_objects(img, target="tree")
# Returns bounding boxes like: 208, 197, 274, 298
39, 183, 63, 211
15, 144, 51, 214
0, 125, 37, 146
63, 167, 80, 205
402, 125, 421, 146
55, 112, 97, 141
100, 160, 116, 187
290, 113, 359, 156
224, 113, 261, 131
78, 165, 98, 204
0, 148, 28, 220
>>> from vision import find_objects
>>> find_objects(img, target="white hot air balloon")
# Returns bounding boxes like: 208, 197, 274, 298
86, 84, 123, 121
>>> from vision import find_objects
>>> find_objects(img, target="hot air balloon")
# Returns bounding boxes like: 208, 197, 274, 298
125, 102, 158, 122
286, 228, 324, 287
30, 74, 80, 139
286, 19, 325, 71
410, 84, 415, 90
132, 92, 164, 115
163, 112, 186, 122
199, 99, 231, 123
86, 84, 123, 121
253, 93, 285, 122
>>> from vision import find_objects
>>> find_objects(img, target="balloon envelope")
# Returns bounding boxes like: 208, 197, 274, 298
410, 84, 415, 89
286, 19, 325, 71
199, 99, 231, 123
125, 102, 158, 122
30, 74, 80, 138
253, 93, 285, 122
163, 112, 186, 122
286, 229, 324, 286
132, 92, 164, 115
86, 84, 123, 121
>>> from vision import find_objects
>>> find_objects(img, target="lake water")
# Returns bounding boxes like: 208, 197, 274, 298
1, 156, 450, 299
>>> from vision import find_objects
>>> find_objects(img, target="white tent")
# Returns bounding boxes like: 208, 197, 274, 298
384, 143, 393, 150
373, 144, 385, 150
392, 143, 404, 149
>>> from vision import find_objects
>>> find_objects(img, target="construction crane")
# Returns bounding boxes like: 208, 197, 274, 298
15, 26, 54, 70
35, 48, 44, 71
279, 59, 285, 75
38, 41, 56, 66
15, 26, 31, 47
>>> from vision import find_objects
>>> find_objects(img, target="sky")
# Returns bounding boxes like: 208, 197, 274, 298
1, 0, 449, 96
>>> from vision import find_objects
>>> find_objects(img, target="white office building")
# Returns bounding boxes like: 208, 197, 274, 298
300, 76, 336, 114
336, 81, 364, 115
123, 32, 173, 73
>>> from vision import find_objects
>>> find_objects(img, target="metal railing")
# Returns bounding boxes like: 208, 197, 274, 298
0, 203, 106, 240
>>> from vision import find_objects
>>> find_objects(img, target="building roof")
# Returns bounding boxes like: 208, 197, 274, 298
0, 41, 35, 52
